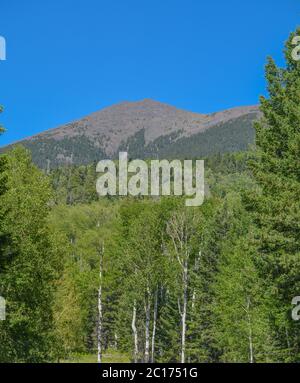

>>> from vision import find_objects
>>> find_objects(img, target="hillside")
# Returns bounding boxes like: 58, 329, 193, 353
2, 99, 260, 168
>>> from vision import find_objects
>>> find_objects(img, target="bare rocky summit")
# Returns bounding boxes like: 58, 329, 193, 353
3, 99, 260, 168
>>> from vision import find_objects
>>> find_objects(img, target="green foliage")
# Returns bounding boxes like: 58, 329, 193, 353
50, 162, 99, 205
0, 147, 65, 362
1, 29, 300, 363
244, 28, 300, 362
211, 194, 274, 362
48, 201, 119, 358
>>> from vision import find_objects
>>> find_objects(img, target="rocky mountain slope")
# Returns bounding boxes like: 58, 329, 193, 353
2, 99, 260, 168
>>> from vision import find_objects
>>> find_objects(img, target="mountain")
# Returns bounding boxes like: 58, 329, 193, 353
2, 99, 260, 169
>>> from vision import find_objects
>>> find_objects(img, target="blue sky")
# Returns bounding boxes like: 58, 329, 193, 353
0, 0, 299, 146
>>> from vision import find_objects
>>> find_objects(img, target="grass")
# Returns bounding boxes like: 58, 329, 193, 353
63, 349, 131, 363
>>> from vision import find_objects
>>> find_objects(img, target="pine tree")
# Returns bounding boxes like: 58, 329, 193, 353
245, 28, 300, 361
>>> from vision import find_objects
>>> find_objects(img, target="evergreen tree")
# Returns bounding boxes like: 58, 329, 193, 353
245, 28, 300, 361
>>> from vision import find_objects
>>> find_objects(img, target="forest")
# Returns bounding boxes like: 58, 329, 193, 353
0, 30, 300, 363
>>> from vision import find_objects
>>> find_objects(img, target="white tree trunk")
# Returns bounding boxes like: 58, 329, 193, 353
167, 212, 195, 364
97, 243, 104, 363
114, 333, 118, 350
144, 288, 151, 363
151, 289, 158, 363
192, 251, 201, 310
191, 290, 196, 310
246, 297, 254, 364
132, 300, 138, 363
181, 262, 188, 364
97, 285, 102, 363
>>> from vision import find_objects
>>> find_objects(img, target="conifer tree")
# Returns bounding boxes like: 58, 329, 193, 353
246, 28, 300, 361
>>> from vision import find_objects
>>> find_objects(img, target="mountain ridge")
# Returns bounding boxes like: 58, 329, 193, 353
1, 99, 260, 168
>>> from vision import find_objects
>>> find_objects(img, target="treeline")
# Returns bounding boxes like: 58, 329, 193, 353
48, 151, 253, 206
0, 29, 300, 363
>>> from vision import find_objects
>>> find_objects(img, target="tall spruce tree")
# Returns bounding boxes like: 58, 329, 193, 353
245, 28, 300, 361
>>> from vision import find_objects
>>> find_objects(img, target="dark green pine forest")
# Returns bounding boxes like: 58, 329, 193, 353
0, 30, 300, 363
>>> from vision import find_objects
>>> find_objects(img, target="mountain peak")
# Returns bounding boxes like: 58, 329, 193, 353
2, 100, 260, 168
104, 98, 178, 113
138, 98, 162, 105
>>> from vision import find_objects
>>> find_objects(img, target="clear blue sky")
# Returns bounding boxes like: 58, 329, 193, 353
0, 0, 299, 146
